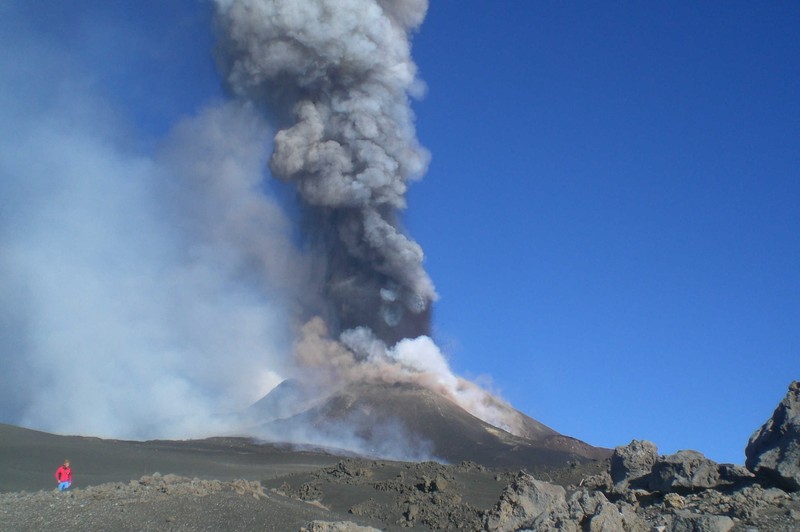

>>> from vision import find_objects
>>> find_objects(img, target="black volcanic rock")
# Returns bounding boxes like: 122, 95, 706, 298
746, 381, 800, 491
251, 380, 610, 468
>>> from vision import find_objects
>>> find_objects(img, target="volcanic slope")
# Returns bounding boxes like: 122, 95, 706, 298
250, 380, 609, 468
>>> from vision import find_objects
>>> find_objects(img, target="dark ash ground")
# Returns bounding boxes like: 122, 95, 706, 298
2, 423, 799, 531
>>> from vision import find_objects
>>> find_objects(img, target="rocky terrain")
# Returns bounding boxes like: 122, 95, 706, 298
1, 381, 798, 531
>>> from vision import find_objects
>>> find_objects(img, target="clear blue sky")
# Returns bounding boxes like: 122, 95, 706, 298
2, 1, 798, 464
409, 2, 800, 465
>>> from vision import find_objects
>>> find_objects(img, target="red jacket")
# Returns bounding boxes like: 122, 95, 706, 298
55, 465, 72, 482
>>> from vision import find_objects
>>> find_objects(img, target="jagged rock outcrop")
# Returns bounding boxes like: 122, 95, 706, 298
567, 490, 630, 531
610, 443, 749, 494
567, 489, 609, 521
717, 463, 754, 484
745, 381, 800, 491
483, 476, 651, 532
610, 440, 658, 490
648, 450, 720, 493
482, 471, 568, 531
586, 500, 626, 531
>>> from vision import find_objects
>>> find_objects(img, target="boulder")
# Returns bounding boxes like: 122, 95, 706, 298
588, 501, 625, 532
483, 472, 568, 532
582, 470, 613, 492
716, 463, 754, 484
745, 381, 800, 491
567, 489, 608, 521
648, 450, 720, 493
668, 511, 734, 532
610, 440, 659, 489
566, 490, 648, 532
617, 501, 650, 532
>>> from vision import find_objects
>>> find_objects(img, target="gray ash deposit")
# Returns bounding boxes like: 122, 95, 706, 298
2, 381, 800, 531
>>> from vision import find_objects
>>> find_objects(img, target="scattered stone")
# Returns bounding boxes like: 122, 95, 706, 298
229, 479, 267, 499
611, 440, 659, 490
418, 474, 448, 493
403, 502, 418, 521
455, 461, 486, 472
648, 450, 720, 493
300, 521, 381, 532
729, 485, 768, 520
745, 381, 800, 492
321, 461, 374, 483
664, 493, 686, 509
296, 482, 323, 501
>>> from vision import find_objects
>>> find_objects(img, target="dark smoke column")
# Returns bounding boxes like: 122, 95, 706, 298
215, 0, 436, 344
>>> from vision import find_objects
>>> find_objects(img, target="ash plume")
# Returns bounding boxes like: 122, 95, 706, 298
212, 0, 528, 447
0, 0, 527, 454
214, 0, 436, 345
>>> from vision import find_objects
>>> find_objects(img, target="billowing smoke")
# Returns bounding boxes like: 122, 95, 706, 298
214, 0, 437, 345
0, 0, 524, 456
0, 9, 297, 438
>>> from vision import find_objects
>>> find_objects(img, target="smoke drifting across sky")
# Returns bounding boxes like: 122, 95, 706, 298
0, 0, 517, 451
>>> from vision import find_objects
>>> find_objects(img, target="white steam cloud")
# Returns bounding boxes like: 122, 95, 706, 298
0, 0, 524, 456
0, 21, 294, 438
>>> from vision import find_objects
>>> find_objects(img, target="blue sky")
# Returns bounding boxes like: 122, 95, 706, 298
409, 2, 799, 464
1, 1, 798, 464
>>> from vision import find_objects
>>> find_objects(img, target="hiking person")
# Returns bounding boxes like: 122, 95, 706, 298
55, 459, 72, 490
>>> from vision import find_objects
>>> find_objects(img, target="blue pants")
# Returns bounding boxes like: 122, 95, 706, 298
58, 481, 71, 491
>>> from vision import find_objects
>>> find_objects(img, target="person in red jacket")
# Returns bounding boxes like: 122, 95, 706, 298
55, 459, 72, 491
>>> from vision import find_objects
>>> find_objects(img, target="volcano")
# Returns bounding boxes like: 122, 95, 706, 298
244, 379, 609, 469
